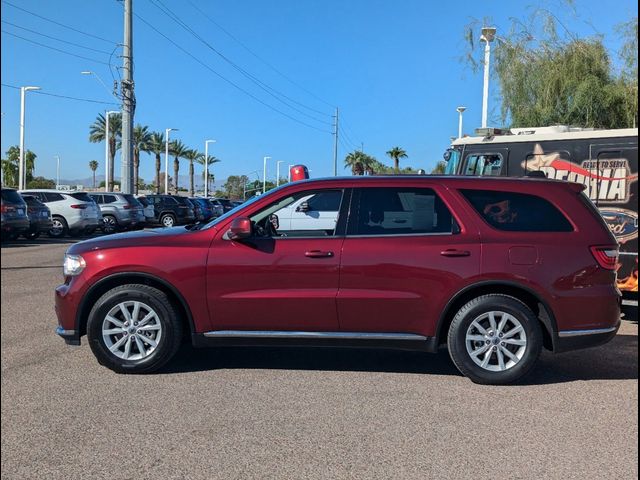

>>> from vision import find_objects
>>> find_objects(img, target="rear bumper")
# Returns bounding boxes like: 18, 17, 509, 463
555, 321, 621, 353
1, 217, 30, 234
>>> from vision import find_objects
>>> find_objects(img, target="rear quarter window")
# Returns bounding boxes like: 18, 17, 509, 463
69, 192, 94, 202
460, 189, 573, 232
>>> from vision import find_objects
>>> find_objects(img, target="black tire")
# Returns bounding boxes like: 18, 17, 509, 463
160, 213, 176, 228
102, 215, 118, 234
447, 294, 543, 385
23, 231, 40, 240
87, 284, 183, 374
48, 216, 68, 238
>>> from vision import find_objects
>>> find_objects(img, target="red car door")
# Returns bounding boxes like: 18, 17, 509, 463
337, 184, 481, 337
206, 188, 348, 332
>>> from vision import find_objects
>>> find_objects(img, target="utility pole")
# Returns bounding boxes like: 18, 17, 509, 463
333, 107, 339, 176
120, 0, 134, 194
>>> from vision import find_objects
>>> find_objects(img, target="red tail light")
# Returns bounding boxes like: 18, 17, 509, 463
0, 204, 12, 213
590, 246, 618, 270
123, 205, 132, 210
70, 204, 88, 209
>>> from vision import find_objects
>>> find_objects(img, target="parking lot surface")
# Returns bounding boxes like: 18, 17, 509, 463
1, 237, 638, 479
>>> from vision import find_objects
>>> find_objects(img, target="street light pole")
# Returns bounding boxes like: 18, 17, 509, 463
165, 128, 178, 194
480, 27, 496, 128
55, 155, 60, 188
263, 156, 271, 193
204, 139, 215, 197
19, 86, 40, 190
456, 106, 466, 138
276, 161, 284, 186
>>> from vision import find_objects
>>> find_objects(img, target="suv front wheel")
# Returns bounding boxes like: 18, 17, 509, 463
160, 213, 176, 228
87, 284, 183, 374
447, 294, 542, 385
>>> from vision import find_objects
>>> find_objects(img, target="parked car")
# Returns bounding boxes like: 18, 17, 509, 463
55, 175, 621, 384
20, 194, 53, 240
135, 195, 156, 224
1, 188, 29, 240
209, 198, 234, 215
189, 197, 216, 222
144, 194, 196, 227
20, 190, 102, 238
89, 193, 145, 234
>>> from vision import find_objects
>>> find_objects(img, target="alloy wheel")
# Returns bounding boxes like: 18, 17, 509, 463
101, 301, 163, 360
465, 311, 527, 372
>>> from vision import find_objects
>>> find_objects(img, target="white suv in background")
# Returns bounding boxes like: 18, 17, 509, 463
274, 191, 341, 233
20, 190, 102, 238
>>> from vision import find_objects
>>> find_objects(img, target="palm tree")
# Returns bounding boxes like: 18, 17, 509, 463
182, 149, 203, 196
132, 125, 152, 194
147, 132, 165, 193
344, 150, 375, 175
169, 139, 189, 194
196, 154, 221, 194
386, 147, 408, 174
89, 112, 122, 191
2, 146, 37, 186
89, 160, 99, 189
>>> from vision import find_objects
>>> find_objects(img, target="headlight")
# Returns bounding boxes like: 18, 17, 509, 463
63, 254, 86, 276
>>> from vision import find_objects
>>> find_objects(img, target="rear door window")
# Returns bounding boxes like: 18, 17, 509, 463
460, 189, 573, 232
69, 192, 94, 203
102, 195, 118, 204
348, 188, 455, 236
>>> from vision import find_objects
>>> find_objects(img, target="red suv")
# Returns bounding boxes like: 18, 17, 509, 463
55, 176, 621, 384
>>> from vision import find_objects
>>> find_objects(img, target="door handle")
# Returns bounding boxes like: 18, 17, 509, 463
440, 249, 471, 257
305, 250, 334, 258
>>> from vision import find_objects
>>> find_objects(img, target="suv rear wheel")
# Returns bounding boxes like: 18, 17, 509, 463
87, 284, 183, 374
102, 215, 118, 234
447, 294, 542, 385
48, 216, 68, 238
160, 213, 176, 228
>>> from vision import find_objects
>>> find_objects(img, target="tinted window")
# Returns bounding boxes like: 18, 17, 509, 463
69, 192, 93, 202
163, 197, 178, 205
101, 195, 117, 204
123, 194, 142, 206
21, 195, 43, 207
137, 197, 150, 207
89, 194, 103, 204
44, 192, 64, 202
461, 189, 573, 232
306, 191, 342, 212
1, 189, 24, 204
349, 188, 454, 236
463, 154, 504, 176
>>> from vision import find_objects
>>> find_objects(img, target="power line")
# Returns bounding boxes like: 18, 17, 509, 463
185, 0, 335, 110
2, 0, 116, 45
148, 0, 333, 125
2, 31, 111, 66
1, 20, 113, 54
134, 11, 332, 134
338, 125, 359, 151
1, 83, 120, 105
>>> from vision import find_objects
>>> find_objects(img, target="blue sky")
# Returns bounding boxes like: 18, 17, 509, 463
1, 0, 637, 187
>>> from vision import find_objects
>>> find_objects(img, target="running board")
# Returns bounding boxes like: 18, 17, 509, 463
203, 330, 428, 341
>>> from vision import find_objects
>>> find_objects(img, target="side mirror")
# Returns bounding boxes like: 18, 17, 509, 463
296, 201, 310, 213
227, 216, 252, 240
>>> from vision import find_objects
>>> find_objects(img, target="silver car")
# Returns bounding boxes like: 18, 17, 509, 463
89, 193, 146, 234
20, 190, 102, 238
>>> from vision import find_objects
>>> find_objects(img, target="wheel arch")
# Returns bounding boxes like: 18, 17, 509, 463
76, 272, 195, 342
436, 281, 558, 351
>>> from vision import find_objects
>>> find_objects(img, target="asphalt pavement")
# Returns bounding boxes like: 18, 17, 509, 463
1, 236, 638, 479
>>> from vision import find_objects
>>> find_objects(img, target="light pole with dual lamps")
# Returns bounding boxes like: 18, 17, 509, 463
480, 27, 496, 128
204, 139, 216, 197
164, 128, 178, 194
19, 86, 40, 190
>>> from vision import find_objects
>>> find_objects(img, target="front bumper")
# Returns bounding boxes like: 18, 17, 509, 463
56, 326, 80, 346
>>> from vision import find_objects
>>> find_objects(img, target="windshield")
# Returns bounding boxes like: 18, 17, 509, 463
444, 148, 461, 175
